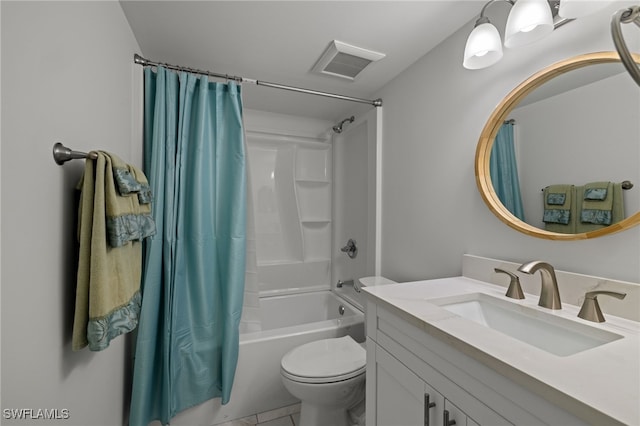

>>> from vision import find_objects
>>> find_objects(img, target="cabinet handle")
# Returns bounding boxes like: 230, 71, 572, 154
424, 393, 436, 426
443, 409, 456, 426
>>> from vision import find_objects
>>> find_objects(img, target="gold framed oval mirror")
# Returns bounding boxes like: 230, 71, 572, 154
475, 51, 640, 240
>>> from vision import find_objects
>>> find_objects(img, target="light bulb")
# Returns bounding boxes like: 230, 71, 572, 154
463, 21, 503, 69
504, 0, 554, 48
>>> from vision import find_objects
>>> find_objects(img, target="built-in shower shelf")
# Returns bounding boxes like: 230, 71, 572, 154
297, 180, 330, 223
301, 220, 330, 261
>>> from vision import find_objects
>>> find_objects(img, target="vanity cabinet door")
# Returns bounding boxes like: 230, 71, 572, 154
467, 417, 480, 426
375, 345, 423, 426
444, 399, 467, 426
375, 344, 445, 426
424, 382, 445, 426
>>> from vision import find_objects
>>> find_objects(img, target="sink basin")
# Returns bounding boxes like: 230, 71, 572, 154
429, 293, 623, 356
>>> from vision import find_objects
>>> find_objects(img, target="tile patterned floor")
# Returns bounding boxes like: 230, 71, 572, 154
213, 403, 300, 426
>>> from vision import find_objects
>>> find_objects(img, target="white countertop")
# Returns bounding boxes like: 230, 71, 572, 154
362, 276, 640, 425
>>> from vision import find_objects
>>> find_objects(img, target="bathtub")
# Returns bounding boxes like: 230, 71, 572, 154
166, 290, 364, 426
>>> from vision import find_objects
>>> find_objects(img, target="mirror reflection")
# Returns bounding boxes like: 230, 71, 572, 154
489, 59, 639, 235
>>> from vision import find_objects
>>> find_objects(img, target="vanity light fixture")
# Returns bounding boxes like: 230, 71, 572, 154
463, 0, 613, 70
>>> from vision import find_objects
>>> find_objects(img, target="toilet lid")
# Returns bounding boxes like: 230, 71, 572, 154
281, 336, 366, 383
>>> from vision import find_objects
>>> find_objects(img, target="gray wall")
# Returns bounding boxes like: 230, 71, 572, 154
1, 2, 141, 425
377, 3, 640, 284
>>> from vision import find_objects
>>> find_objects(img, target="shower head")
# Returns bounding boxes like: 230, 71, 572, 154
332, 116, 355, 134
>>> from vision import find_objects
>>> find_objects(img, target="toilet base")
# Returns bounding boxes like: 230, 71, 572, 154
283, 376, 365, 426
299, 401, 352, 426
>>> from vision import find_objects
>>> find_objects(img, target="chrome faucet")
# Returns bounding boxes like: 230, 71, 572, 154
517, 261, 562, 309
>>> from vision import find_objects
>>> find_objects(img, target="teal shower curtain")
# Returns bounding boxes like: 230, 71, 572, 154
129, 67, 247, 426
490, 122, 525, 221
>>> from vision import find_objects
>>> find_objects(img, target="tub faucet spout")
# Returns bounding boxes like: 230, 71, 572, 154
337, 279, 361, 293
517, 261, 562, 310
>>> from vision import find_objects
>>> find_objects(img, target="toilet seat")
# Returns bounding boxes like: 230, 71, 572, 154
281, 336, 366, 384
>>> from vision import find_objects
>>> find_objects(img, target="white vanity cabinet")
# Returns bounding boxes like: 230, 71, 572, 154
373, 342, 481, 426
365, 299, 588, 426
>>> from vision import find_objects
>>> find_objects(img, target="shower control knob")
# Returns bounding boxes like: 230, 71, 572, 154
340, 239, 358, 259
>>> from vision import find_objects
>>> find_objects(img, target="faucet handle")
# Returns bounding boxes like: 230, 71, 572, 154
340, 239, 358, 259
578, 290, 627, 323
495, 268, 525, 300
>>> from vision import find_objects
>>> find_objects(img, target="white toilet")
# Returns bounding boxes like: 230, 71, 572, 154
280, 335, 366, 426
280, 276, 397, 426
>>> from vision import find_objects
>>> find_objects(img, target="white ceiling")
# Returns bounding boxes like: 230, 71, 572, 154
119, 1, 481, 122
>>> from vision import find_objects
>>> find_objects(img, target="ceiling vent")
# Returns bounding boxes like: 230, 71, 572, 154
312, 40, 386, 81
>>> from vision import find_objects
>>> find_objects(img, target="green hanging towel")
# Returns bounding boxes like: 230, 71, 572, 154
73, 152, 155, 351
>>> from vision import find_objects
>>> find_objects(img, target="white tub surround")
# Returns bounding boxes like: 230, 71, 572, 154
363, 256, 639, 426
245, 110, 333, 298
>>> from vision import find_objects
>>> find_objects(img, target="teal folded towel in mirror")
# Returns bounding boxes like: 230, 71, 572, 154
584, 187, 608, 200
546, 193, 566, 205
543, 209, 571, 224
580, 209, 612, 225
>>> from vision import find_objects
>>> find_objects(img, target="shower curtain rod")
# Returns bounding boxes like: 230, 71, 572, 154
134, 54, 383, 107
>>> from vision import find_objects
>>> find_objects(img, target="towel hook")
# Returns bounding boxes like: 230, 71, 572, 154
53, 142, 98, 165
